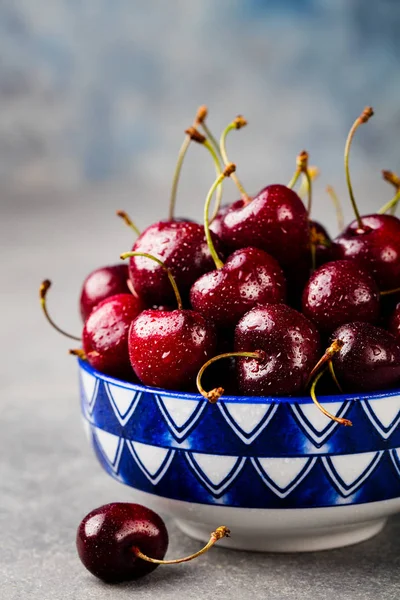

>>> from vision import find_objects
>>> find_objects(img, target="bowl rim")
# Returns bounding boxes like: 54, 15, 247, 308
78, 359, 400, 405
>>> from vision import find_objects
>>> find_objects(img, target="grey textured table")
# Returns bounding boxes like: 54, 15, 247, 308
2, 189, 400, 600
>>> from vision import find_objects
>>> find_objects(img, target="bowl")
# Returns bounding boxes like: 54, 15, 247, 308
78, 358, 400, 552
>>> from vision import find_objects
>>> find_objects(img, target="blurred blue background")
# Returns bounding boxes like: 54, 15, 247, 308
1, 0, 400, 221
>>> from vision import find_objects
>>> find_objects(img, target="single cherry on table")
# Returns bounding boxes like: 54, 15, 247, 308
76, 502, 229, 583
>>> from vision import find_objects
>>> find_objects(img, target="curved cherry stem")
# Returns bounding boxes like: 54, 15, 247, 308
196, 350, 264, 403
185, 127, 223, 222
378, 188, 400, 215
200, 121, 222, 161
168, 105, 209, 221
328, 360, 343, 393
326, 186, 345, 231
203, 164, 236, 270
120, 252, 183, 310
382, 169, 400, 215
116, 210, 141, 236
344, 107, 374, 230
310, 369, 352, 426
306, 339, 344, 388
39, 280, 81, 341
287, 151, 310, 207
298, 166, 319, 199
381, 286, 400, 297
132, 526, 230, 565
219, 117, 251, 203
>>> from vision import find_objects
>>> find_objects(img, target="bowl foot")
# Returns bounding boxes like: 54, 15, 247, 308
175, 517, 386, 553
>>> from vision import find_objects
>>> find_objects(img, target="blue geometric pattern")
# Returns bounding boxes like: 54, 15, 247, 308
78, 360, 400, 509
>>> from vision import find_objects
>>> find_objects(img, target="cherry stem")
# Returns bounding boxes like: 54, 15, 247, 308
168, 105, 209, 221
310, 369, 352, 426
382, 170, 400, 216
328, 360, 343, 393
306, 339, 344, 387
69, 348, 87, 360
287, 151, 311, 213
196, 350, 264, 403
39, 280, 81, 341
344, 107, 374, 230
200, 121, 222, 161
378, 188, 400, 215
132, 526, 230, 565
204, 164, 236, 270
219, 117, 251, 203
185, 127, 223, 222
120, 252, 183, 310
116, 211, 141, 236
298, 166, 319, 199
381, 286, 400, 297
326, 186, 345, 231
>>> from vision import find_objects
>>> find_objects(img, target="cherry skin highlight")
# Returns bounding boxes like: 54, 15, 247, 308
128, 221, 223, 306
76, 503, 168, 583
83, 293, 144, 379
219, 185, 310, 269
331, 214, 400, 291
302, 260, 380, 334
190, 247, 286, 330
128, 309, 217, 390
234, 303, 321, 395
80, 264, 131, 322
330, 322, 400, 392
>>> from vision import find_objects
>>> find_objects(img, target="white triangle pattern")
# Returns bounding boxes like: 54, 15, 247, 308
126, 440, 175, 485
156, 395, 207, 440
80, 369, 99, 414
93, 427, 124, 471
105, 383, 142, 426
322, 451, 383, 497
361, 396, 400, 439
251, 457, 317, 499
186, 453, 246, 495
218, 403, 279, 444
290, 401, 351, 446
389, 448, 400, 478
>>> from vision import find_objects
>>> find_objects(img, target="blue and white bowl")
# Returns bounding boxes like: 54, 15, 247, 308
78, 359, 400, 552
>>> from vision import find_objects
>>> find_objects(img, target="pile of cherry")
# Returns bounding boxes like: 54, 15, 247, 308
41, 105, 400, 428
41, 106, 400, 583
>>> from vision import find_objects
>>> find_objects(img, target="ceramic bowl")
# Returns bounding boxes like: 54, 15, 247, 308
78, 359, 400, 552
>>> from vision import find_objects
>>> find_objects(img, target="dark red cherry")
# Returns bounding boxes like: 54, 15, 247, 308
129, 309, 216, 390
234, 304, 321, 395
128, 221, 223, 306
80, 264, 131, 322
302, 260, 380, 334
209, 203, 233, 239
76, 503, 168, 583
190, 247, 286, 329
83, 293, 144, 379
218, 185, 310, 269
330, 322, 400, 392
389, 303, 400, 342
332, 214, 400, 291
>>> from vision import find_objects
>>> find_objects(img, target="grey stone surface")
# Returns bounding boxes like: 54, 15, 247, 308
2, 188, 400, 600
